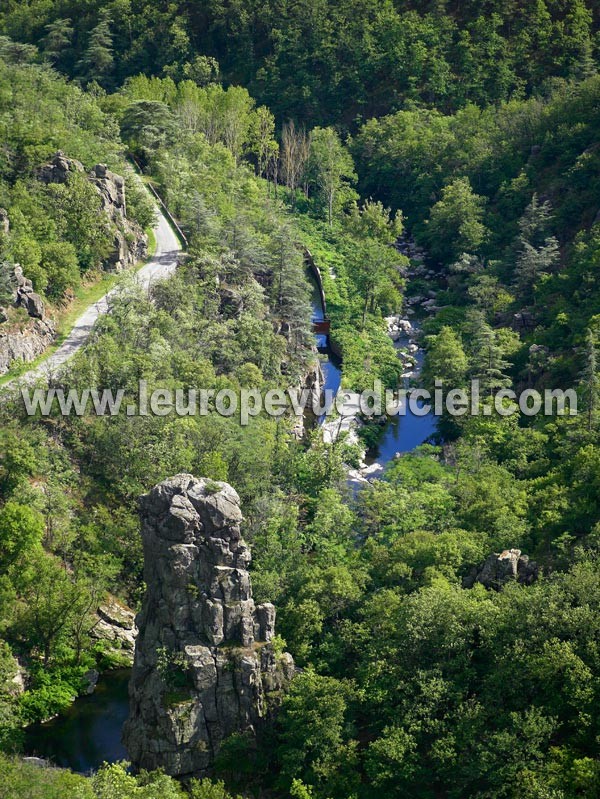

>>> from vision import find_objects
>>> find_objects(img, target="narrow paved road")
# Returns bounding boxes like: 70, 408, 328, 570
6, 208, 181, 388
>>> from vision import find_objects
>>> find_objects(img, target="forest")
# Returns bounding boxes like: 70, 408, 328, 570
0, 1, 598, 798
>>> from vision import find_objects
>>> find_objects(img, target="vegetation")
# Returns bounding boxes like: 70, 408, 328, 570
0, 2, 598, 799
1, 0, 599, 126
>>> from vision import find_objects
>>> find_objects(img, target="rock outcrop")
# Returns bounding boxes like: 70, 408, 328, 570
0, 260, 56, 375
14, 266, 45, 320
90, 596, 138, 660
463, 549, 539, 590
0, 208, 10, 236
0, 319, 56, 374
123, 474, 294, 778
38, 152, 148, 271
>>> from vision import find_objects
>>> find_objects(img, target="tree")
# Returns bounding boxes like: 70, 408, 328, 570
514, 196, 560, 304
0, 37, 38, 65
249, 106, 278, 179
423, 177, 488, 265
0, 502, 43, 571
182, 55, 220, 86
515, 239, 559, 303
468, 274, 513, 319
0, 262, 14, 307
41, 18, 73, 65
43, 172, 111, 272
468, 313, 512, 396
0, 428, 39, 496
347, 238, 403, 328
423, 326, 468, 390
14, 551, 90, 666
77, 11, 114, 86
270, 225, 312, 354
40, 241, 80, 298
220, 86, 255, 163
347, 199, 403, 245
580, 328, 599, 432
275, 669, 358, 796
308, 127, 356, 225
121, 100, 176, 158
281, 121, 310, 207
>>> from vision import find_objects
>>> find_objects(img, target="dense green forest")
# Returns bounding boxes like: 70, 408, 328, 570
1, 0, 599, 125
0, 1, 599, 798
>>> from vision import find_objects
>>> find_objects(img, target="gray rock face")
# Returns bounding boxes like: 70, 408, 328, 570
463, 549, 539, 590
37, 153, 148, 272
12, 264, 46, 321
15, 286, 45, 319
123, 474, 294, 778
0, 262, 56, 375
0, 319, 56, 374
37, 151, 85, 184
90, 596, 138, 659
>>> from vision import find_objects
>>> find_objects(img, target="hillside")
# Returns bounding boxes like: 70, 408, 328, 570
0, 5, 598, 799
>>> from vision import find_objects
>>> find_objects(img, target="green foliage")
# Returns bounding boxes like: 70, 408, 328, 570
0, 8, 598, 799
0, 502, 43, 570
3, 0, 599, 125
423, 177, 488, 264
307, 127, 356, 225
77, 10, 114, 88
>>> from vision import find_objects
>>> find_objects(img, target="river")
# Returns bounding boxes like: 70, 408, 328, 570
25, 669, 130, 773
309, 273, 436, 465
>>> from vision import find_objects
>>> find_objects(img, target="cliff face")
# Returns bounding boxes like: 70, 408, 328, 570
0, 223, 56, 375
123, 474, 294, 779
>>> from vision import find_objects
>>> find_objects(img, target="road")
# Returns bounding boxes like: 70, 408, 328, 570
4, 208, 181, 388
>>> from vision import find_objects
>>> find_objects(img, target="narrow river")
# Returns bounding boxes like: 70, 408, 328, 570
310, 273, 436, 464
23, 276, 435, 774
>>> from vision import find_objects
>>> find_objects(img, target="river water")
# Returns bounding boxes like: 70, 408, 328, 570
25, 669, 130, 773
310, 274, 436, 464
23, 279, 435, 774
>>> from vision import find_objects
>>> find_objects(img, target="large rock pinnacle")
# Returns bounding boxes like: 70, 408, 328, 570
123, 474, 294, 778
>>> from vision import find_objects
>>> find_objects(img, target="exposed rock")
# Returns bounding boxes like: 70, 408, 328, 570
463, 549, 539, 590
295, 359, 326, 438
0, 209, 9, 236
13, 265, 32, 291
218, 286, 244, 318
83, 668, 100, 695
37, 151, 85, 184
15, 286, 45, 319
37, 153, 148, 272
4, 653, 26, 697
0, 318, 56, 375
89, 163, 148, 270
90, 596, 138, 658
513, 310, 536, 333
123, 475, 294, 779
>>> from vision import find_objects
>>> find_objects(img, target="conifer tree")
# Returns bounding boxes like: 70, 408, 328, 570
41, 18, 73, 65
581, 328, 599, 432
469, 313, 512, 396
77, 11, 114, 86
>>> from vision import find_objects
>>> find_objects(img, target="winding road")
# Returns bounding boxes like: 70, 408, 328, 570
4, 207, 181, 389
